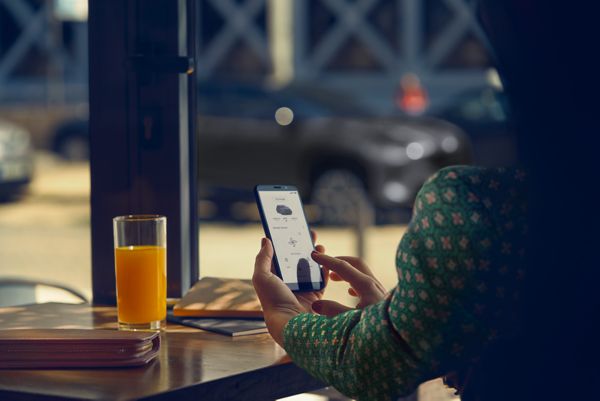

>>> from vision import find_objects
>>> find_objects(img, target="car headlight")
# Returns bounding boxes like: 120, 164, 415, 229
406, 142, 425, 160
441, 136, 459, 153
376, 141, 435, 164
383, 181, 410, 203
6, 130, 31, 157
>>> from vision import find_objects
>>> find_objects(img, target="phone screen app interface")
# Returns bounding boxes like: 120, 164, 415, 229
258, 190, 321, 290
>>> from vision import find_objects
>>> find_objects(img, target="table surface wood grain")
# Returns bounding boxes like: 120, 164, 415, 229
0, 303, 324, 401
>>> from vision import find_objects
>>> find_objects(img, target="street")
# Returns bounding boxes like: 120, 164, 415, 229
0, 153, 408, 306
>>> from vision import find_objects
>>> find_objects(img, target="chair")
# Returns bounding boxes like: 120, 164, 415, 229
0, 277, 88, 307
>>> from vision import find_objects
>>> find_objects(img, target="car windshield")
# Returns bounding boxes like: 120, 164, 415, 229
197, 82, 369, 120
443, 88, 509, 123
276, 85, 371, 118
197, 83, 277, 119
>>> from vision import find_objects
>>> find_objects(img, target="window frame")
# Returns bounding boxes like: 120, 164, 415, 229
88, 0, 198, 304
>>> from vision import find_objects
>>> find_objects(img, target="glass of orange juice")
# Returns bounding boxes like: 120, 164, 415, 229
113, 215, 166, 331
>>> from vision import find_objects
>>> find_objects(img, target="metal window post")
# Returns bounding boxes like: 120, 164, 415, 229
89, 0, 198, 304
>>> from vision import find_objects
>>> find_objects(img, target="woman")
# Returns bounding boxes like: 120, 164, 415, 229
253, 166, 527, 400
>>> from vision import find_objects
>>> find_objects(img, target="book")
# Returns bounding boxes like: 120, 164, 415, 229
172, 277, 263, 318
0, 303, 161, 368
167, 312, 267, 337
0, 328, 160, 369
0, 302, 95, 329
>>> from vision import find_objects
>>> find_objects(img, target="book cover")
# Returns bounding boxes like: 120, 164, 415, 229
167, 313, 267, 337
0, 302, 96, 329
172, 277, 263, 318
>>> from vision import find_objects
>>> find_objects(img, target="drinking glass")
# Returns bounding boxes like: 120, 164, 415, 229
113, 215, 166, 331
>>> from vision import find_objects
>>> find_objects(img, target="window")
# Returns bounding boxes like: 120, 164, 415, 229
0, 0, 91, 304
1, 0, 516, 316
193, 0, 513, 310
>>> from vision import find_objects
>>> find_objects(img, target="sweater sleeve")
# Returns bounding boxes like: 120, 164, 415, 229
283, 166, 527, 401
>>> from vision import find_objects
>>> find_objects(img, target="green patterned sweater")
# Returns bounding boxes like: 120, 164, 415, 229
283, 166, 528, 400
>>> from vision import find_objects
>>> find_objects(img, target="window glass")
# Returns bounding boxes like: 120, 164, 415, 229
0, 0, 90, 305
0, 1, 517, 312
194, 0, 516, 313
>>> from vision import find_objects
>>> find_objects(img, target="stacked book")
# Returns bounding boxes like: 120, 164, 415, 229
169, 277, 267, 337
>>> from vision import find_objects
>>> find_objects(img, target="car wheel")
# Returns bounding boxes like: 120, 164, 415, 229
58, 135, 89, 161
310, 169, 373, 226
0, 182, 29, 203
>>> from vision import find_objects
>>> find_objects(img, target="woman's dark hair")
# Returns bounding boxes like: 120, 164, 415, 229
470, 2, 600, 400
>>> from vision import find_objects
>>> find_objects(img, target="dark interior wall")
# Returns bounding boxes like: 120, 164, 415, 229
476, 2, 600, 400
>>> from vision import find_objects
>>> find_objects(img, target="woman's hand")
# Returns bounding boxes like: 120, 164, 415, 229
252, 233, 327, 347
310, 252, 386, 317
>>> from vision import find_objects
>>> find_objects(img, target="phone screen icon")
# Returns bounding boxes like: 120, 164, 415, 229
257, 189, 322, 291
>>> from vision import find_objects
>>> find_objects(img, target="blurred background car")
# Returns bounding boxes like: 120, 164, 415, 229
197, 81, 472, 224
48, 86, 509, 170
433, 87, 516, 167
0, 119, 33, 201
51, 118, 90, 162
41, 81, 472, 224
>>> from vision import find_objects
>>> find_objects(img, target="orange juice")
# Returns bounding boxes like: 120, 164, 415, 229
114, 245, 166, 324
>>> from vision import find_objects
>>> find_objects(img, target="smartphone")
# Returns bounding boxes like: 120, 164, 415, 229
254, 185, 325, 292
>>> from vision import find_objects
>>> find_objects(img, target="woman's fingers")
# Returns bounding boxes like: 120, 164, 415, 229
253, 238, 304, 310
312, 300, 353, 317
338, 256, 386, 294
311, 251, 385, 305
330, 272, 343, 281
311, 251, 371, 290
311, 231, 329, 282
312, 232, 327, 273
313, 244, 330, 287
336, 256, 375, 278
254, 238, 274, 275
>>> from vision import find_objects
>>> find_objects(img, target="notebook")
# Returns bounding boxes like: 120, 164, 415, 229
172, 277, 263, 318
0, 328, 160, 369
167, 312, 267, 337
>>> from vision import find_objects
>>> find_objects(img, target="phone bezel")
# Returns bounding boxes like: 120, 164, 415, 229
254, 185, 325, 292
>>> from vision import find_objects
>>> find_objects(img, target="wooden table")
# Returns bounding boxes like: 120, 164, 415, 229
0, 303, 325, 401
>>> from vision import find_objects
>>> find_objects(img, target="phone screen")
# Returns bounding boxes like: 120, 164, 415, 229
256, 187, 324, 291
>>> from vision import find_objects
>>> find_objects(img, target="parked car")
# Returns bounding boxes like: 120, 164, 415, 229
433, 87, 517, 166
197, 82, 471, 223
0, 119, 34, 201
48, 82, 472, 223
51, 118, 90, 161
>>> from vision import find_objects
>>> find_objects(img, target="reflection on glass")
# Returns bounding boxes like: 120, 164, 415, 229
195, 1, 512, 308
0, 1, 90, 300
274, 107, 294, 126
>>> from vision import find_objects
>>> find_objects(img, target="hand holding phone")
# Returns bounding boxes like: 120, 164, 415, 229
254, 185, 326, 292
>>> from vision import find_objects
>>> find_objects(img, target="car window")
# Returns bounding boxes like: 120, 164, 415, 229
451, 89, 508, 123
273, 96, 325, 120
198, 86, 279, 119
279, 87, 369, 118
